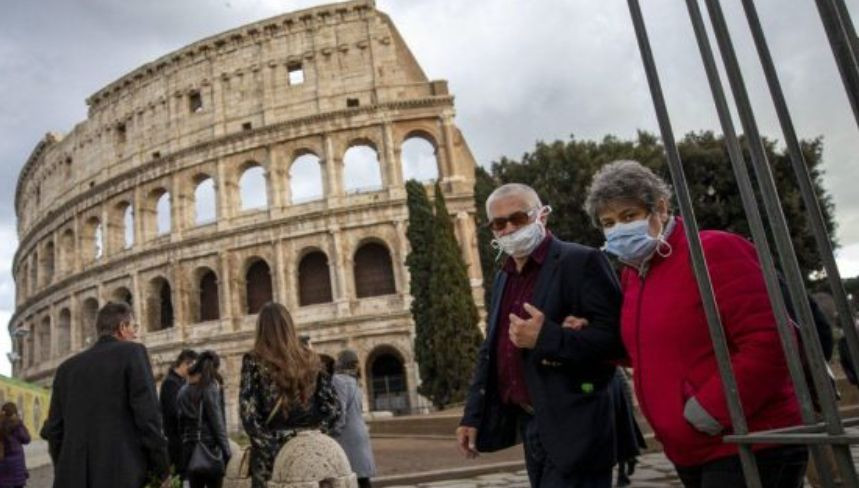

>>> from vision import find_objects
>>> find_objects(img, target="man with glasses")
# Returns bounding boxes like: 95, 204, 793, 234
41, 301, 171, 488
457, 183, 625, 488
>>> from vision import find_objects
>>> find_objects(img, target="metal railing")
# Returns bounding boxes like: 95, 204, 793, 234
626, 1, 859, 486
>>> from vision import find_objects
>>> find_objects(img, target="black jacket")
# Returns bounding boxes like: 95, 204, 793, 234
176, 382, 231, 464
461, 237, 625, 474
41, 335, 169, 487
160, 368, 186, 471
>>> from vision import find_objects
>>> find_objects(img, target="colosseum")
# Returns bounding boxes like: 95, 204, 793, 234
9, 0, 483, 429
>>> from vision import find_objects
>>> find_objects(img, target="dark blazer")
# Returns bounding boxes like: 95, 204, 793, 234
461, 237, 624, 474
41, 335, 170, 488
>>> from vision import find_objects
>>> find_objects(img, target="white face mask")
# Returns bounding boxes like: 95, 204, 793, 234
491, 206, 551, 258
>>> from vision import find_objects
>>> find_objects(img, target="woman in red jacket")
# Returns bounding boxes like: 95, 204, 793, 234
584, 160, 806, 488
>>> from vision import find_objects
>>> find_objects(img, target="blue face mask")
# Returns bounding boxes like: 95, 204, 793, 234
603, 218, 661, 264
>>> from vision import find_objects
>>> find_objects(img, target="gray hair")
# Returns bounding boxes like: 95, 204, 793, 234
584, 160, 672, 226
485, 183, 543, 218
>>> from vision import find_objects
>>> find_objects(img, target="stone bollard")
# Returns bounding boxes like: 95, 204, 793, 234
223, 439, 252, 488
269, 430, 357, 488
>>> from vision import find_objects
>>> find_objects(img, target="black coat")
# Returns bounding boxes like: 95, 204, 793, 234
41, 336, 170, 488
461, 237, 625, 474
176, 382, 231, 467
160, 368, 186, 472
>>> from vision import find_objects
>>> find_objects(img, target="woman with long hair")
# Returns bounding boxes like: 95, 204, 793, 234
0, 403, 30, 488
177, 350, 231, 488
240, 302, 341, 488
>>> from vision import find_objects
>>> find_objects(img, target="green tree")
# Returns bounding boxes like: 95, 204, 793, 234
479, 131, 837, 282
473, 166, 500, 306
419, 182, 484, 409
404, 180, 436, 397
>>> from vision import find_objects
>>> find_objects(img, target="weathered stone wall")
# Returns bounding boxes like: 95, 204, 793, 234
10, 0, 483, 430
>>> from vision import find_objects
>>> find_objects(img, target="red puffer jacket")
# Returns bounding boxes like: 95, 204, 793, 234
620, 217, 802, 467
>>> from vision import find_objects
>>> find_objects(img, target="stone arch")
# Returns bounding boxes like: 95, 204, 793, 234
343, 140, 383, 194
82, 216, 103, 262
193, 174, 217, 225
193, 267, 220, 322
147, 277, 174, 331
60, 229, 75, 275
239, 162, 268, 210
80, 297, 99, 347
297, 249, 333, 306
365, 345, 410, 414
109, 200, 135, 250
143, 187, 171, 239
37, 316, 50, 362
111, 286, 133, 306
353, 241, 396, 298
244, 258, 273, 314
41, 241, 55, 285
289, 151, 324, 203
57, 308, 71, 356
401, 132, 440, 183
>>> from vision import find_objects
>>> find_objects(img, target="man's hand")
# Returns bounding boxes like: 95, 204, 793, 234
456, 425, 479, 459
159, 476, 174, 488
509, 303, 545, 349
562, 315, 589, 331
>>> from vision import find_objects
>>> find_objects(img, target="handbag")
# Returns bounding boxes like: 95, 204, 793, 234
186, 396, 225, 478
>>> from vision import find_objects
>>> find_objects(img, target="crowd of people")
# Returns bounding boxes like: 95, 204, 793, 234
5, 159, 850, 488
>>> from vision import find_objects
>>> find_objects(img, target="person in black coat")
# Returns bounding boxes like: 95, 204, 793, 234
161, 348, 199, 478
457, 183, 625, 488
177, 350, 231, 488
40, 301, 170, 488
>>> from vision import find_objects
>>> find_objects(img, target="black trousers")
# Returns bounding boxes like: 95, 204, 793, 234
520, 411, 612, 488
675, 446, 808, 488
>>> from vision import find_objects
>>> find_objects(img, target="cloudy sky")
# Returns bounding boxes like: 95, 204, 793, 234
2, 0, 859, 376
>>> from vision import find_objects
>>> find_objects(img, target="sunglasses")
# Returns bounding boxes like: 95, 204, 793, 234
486, 208, 539, 232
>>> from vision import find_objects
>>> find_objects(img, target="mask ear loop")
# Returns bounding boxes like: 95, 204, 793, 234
490, 239, 505, 261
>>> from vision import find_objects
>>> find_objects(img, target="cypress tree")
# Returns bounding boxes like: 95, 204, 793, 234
421, 182, 483, 409
404, 179, 436, 399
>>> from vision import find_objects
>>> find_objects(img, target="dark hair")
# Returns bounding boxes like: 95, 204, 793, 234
189, 350, 222, 390
253, 302, 320, 408
173, 349, 199, 369
335, 349, 360, 373
95, 301, 133, 337
320, 355, 335, 377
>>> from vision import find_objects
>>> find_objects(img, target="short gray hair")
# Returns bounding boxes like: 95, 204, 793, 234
485, 183, 543, 218
584, 160, 672, 226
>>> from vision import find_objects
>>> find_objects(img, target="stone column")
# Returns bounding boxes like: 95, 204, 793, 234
440, 113, 456, 182
172, 262, 188, 340
272, 240, 289, 308
382, 122, 400, 192
133, 186, 144, 248
219, 252, 238, 331
170, 173, 184, 242
330, 228, 351, 317
216, 157, 235, 230
69, 295, 80, 351
131, 271, 144, 341
323, 135, 344, 207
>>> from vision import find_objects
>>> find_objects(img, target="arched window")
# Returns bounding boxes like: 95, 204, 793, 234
81, 298, 99, 347
198, 269, 220, 322
123, 204, 135, 249
57, 308, 71, 356
245, 260, 272, 314
367, 347, 409, 413
298, 251, 333, 305
60, 229, 75, 274
401, 136, 439, 183
30, 252, 38, 291
194, 177, 217, 225
43, 242, 55, 284
343, 144, 382, 193
147, 277, 174, 331
156, 192, 171, 235
240, 165, 268, 210
38, 317, 50, 361
94, 223, 104, 259
354, 242, 396, 298
290, 153, 324, 203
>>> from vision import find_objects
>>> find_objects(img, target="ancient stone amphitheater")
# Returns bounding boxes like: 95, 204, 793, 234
10, 0, 483, 428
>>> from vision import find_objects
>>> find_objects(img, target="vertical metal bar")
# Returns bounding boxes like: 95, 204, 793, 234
741, 0, 859, 420
815, 0, 859, 130
704, 1, 859, 485
683, 1, 834, 485
831, 0, 859, 70
625, 1, 762, 486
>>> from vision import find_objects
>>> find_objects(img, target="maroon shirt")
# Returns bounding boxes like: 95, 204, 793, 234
495, 233, 552, 407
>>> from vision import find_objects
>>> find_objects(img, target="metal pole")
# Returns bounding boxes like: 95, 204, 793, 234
704, 1, 859, 484
683, 1, 834, 485
741, 0, 859, 418
815, 0, 859, 131
831, 0, 859, 72
626, 1, 761, 485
